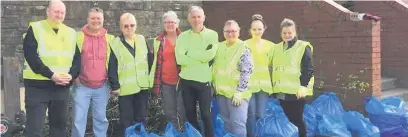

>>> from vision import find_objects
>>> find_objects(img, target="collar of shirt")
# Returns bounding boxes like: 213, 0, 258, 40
188, 26, 207, 35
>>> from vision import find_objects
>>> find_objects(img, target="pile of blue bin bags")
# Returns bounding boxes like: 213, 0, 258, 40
125, 92, 408, 137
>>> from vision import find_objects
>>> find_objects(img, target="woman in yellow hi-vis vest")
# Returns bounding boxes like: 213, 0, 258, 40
212, 20, 254, 136
244, 14, 274, 137
108, 13, 152, 137
271, 18, 315, 137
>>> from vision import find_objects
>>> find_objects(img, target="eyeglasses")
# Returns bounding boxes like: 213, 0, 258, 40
123, 24, 136, 29
223, 30, 238, 34
164, 21, 176, 24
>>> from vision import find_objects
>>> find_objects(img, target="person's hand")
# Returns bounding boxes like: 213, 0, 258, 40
232, 92, 244, 107
296, 86, 308, 99
111, 89, 120, 95
52, 72, 71, 85
59, 73, 72, 85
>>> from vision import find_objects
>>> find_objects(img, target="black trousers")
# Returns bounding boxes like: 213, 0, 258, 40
180, 78, 214, 137
280, 99, 307, 137
24, 86, 70, 137
118, 90, 149, 137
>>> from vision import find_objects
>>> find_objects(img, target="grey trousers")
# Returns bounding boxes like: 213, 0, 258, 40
161, 83, 186, 129
216, 95, 249, 136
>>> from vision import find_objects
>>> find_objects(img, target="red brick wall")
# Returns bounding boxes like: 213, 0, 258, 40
203, 1, 381, 111
353, 1, 408, 88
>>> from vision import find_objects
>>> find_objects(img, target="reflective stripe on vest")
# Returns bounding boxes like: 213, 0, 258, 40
76, 31, 114, 70
213, 40, 252, 99
245, 39, 274, 94
111, 35, 150, 96
148, 38, 161, 88
271, 40, 314, 95
23, 20, 76, 80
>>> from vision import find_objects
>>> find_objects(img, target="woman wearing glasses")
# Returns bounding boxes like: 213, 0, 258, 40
212, 20, 253, 136
108, 12, 152, 137
244, 14, 274, 137
149, 11, 186, 130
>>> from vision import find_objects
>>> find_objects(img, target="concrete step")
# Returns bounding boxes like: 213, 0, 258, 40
381, 88, 408, 101
381, 77, 397, 91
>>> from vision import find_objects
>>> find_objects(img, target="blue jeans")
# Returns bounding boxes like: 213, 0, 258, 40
71, 82, 109, 137
216, 95, 249, 136
247, 91, 269, 137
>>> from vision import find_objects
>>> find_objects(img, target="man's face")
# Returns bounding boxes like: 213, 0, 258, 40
87, 12, 104, 31
46, 3, 66, 23
188, 10, 205, 30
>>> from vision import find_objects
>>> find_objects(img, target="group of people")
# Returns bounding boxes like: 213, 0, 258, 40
22, 0, 314, 137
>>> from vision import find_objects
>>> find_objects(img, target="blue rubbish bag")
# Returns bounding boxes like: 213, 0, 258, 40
342, 111, 380, 137
255, 113, 298, 137
365, 96, 408, 137
212, 99, 219, 118
214, 115, 227, 137
317, 114, 352, 137
311, 92, 345, 117
125, 123, 148, 137
164, 122, 202, 137
148, 133, 162, 137
266, 98, 284, 115
303, 104, 317, 137
222, 133, 245, 137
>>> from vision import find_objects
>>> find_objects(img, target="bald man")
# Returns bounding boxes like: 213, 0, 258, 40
22, 0, 80, 136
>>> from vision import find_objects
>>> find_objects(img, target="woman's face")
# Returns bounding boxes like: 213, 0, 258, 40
281, 26, 296, 42
250, 20, 265, 38
120, 18, 137, 37
164, 16, 178, 34
223, 24, 240, 43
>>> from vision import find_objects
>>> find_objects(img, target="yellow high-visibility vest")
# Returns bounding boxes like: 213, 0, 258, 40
271, 40, 314, 95
110, 34, 150, 96
23, 20, 76, 80
245, 38, 274, 94
212, 40, 252, 99
149, 38, 161, 88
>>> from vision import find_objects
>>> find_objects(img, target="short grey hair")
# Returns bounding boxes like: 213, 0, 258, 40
162, 11, 180, 24
224, 20, 240, 30
89, 7, 103, 14
48, 0, 64, 8
188, 6, 204, 15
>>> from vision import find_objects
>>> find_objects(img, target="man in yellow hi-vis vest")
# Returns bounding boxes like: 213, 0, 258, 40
22, 1, 80, 137
271, 18, 315, 137
71, 7, 115, 137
